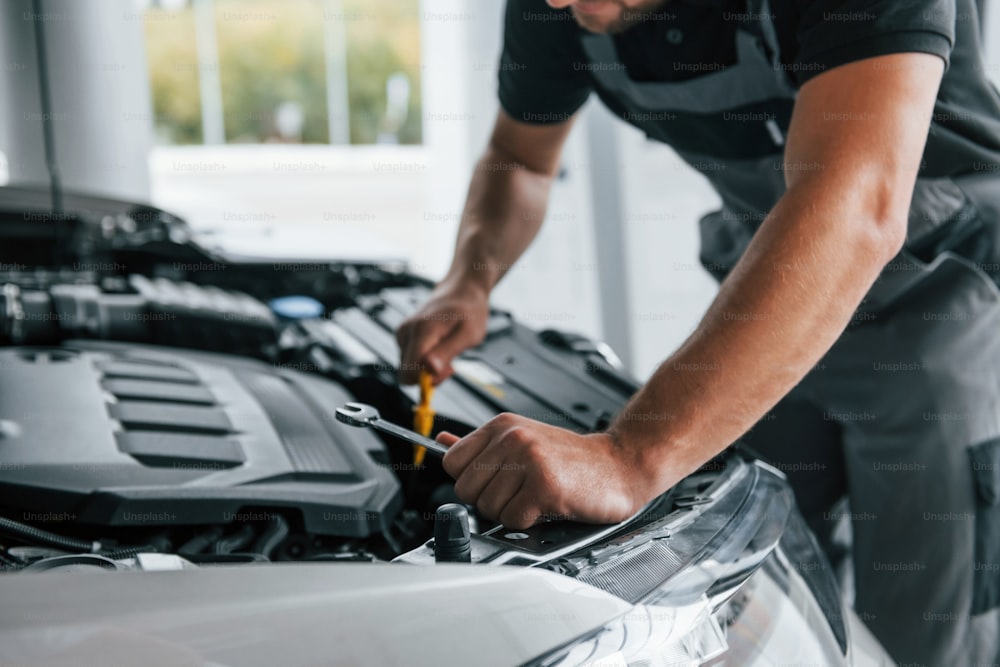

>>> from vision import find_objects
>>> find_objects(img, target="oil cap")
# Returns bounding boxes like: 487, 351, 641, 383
433, 503, 471, 563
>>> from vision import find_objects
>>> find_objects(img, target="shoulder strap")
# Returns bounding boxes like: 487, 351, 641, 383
740, 0, 782, 66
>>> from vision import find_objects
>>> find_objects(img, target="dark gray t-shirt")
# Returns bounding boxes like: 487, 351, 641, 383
498, 0, 1000, 176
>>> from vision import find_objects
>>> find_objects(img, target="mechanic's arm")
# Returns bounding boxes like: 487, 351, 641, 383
611, 52, 943, 503
440, 52, 944, 529
396, 109, 577, 384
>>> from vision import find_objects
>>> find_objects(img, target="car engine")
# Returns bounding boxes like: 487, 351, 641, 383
0, 188, 868, 666
0, 187, 641, 570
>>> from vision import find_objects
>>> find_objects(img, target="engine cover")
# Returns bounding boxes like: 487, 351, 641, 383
0, 342, 401, 538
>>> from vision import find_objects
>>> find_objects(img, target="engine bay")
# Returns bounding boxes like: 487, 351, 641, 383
0, 186, 649, 571
0, 187, 853, 655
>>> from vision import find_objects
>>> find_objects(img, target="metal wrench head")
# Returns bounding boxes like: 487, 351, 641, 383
336, 401, 449, 458
335, 402, 380, 427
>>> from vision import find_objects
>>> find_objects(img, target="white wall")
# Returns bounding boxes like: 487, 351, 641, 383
613, 125, 720, 378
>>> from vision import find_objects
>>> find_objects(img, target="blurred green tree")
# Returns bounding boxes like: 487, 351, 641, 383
144, 6, 203, 144
143, 0, 422, 145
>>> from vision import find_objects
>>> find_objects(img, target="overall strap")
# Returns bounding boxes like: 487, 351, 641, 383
744, 0, 783, 65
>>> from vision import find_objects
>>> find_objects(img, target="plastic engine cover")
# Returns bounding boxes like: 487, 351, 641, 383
0, 342, 401, 538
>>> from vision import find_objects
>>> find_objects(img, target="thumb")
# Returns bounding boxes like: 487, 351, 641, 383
435, 432, 461, 448
425, 328, 480, 382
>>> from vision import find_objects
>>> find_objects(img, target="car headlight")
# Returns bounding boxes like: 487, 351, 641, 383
534, 595, 727, 667
524, 458, 886, 667
529, 549, 849, 667
396, 455, 889, 665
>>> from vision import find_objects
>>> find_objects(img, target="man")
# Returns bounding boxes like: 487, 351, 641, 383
395, 0, 1000, 662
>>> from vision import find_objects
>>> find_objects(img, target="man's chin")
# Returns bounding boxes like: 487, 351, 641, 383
572, 9, 635, 35
573, 14, 621, 34
572, 0, 670, 35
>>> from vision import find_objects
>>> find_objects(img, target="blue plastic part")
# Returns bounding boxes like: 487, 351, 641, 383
269, 296, 325, 320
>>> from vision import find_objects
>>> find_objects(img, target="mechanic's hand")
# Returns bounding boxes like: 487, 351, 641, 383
395, 282, 490, 385
437, 413, 644, 530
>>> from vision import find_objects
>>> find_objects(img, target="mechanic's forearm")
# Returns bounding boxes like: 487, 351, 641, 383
611, 185, 905, 502
441, 148, 554, 295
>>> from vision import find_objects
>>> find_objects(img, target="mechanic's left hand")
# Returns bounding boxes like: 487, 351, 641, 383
437, 413, 643, 530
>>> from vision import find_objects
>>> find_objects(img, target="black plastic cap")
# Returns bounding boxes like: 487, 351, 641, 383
433, 503, 471, 563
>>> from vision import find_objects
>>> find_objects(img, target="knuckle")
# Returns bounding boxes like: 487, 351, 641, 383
504, 426, 533, 448
488, 413, 515, 430
452, 475, 475, 503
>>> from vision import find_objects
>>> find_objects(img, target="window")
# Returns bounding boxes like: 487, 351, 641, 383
142, 0, 422, 145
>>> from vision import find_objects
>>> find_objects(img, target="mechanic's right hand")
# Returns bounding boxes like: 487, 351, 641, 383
395, 282, 490, 385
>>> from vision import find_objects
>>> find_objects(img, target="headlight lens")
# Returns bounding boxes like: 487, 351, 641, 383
526, 460, 875, 666
531, 549, 848, 667
539, 595, 727, 667
711, 551, 844, 665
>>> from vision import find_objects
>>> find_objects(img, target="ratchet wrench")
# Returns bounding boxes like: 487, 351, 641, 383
336, 402, 450, 458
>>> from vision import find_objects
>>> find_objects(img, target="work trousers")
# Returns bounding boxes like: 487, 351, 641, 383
742, 252, 1000, 665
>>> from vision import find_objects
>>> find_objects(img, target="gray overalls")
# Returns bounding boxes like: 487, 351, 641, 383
579, 1, 1000, 663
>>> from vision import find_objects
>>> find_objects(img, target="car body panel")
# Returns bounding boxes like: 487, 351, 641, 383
0, 563, 631, 667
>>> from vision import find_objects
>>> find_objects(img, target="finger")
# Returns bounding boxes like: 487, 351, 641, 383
399, 322, 430, 385
452, 446, 511, 505
399, 319, 456, 385
423, 321, 482, 383
396, 322, 420, 385
435, 432, 461, 448
432, 366, 456, 385
398, 350, 420, 386
441, 424, 495, 479
498, 491, 539, 531
474, 464, 525, 521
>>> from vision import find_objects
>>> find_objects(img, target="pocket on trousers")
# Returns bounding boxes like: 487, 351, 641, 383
970, 437, 1000, 614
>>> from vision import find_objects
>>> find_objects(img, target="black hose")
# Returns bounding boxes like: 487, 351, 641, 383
0, 515, 101, 553
213, 524, 255, 555
101, 545, 160, 561
0, 516, 165, 561
178, 526, 225, 556
252, 515, 290, 558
